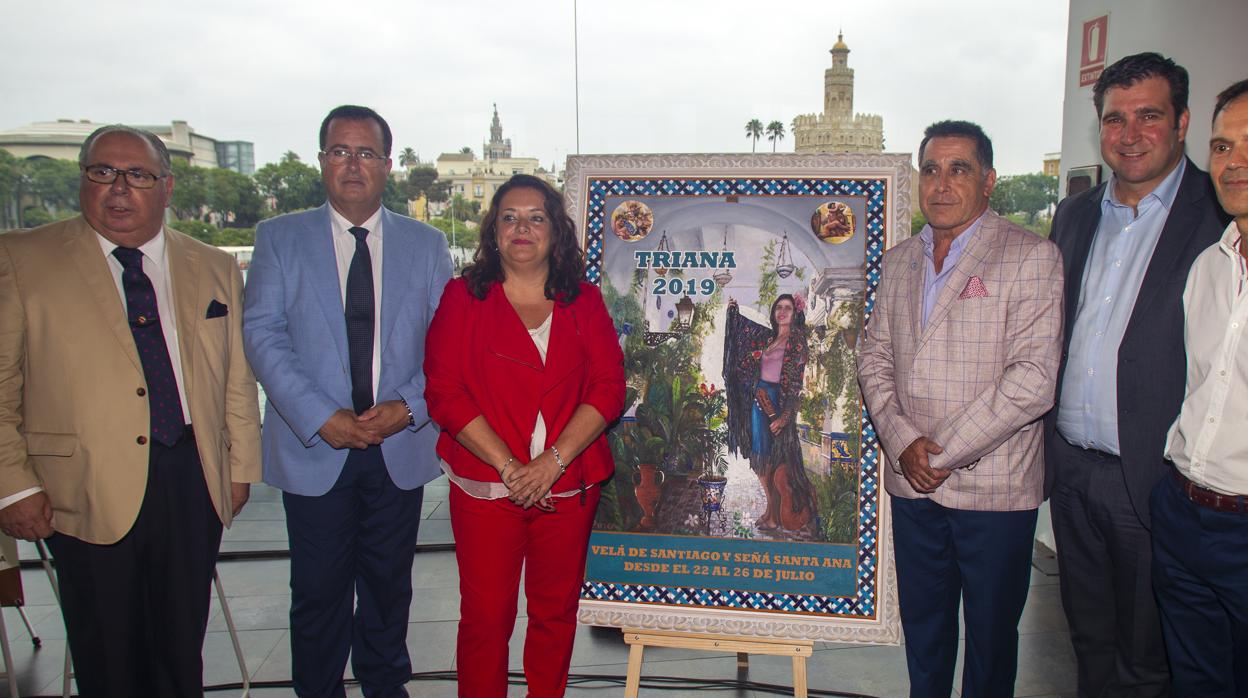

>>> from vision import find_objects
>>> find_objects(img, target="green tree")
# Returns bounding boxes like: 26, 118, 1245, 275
990, 172, 1058, 224
911, 210, 927, 236
405, 166, 439, 199
745, 119, 763, 152
766, 120, 786, 152
449, 194, 480, 222
398, 147, 419, 169
255, 152, 324, 214
1004, 213, 1053, 238
0, 152, 83, 228
25, 158, 80, 217
459, 146, 474, 156
383, 176, 409, 214
0, 148, 25, 229
169, 159, 208, 221
427, 179, 451, 203
172, 219, 217, 243
215, 226, 256, 246
206, 168, 263, 227
170, 161, 262, 227
427, 216, 478, 251
19, 207, 74, 228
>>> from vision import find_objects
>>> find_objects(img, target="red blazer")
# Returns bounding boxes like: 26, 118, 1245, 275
424, 278, 625, 491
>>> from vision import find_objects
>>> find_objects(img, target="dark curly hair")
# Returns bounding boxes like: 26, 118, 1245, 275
769, 294, 806, 339
1093, 52, 1189, 120
461, 174, 585, 303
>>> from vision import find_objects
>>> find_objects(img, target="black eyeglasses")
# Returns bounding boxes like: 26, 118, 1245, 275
320, 148, 388, 167
82, 164, 167, 189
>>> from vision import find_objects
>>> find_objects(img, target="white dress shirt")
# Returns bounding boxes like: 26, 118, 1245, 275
1, 227, 191, 510
328, 206, 383, 400
1164, 220, 1248, 496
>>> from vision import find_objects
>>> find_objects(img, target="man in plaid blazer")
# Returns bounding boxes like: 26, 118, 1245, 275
858, 120, 1064, 697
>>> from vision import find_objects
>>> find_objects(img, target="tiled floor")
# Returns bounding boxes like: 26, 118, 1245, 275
0, 478, 1077, 697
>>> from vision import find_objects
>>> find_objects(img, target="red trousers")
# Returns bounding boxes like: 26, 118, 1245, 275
449, 484, 601, 698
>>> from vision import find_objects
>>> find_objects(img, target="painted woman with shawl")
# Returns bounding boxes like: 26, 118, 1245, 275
724, 293, 818, 537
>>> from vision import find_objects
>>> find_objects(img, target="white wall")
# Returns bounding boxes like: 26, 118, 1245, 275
1060, 0, 1248, 194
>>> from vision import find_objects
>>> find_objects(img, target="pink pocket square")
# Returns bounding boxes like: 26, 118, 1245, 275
959, 276, 989, 299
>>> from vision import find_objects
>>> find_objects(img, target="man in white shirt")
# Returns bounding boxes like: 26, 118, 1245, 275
1154, 78, 1248, 697
0, 126, 261, 696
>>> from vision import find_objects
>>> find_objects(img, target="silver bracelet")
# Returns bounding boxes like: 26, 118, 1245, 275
549, 446, 567, 476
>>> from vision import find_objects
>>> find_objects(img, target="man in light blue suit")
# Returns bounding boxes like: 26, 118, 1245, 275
243, 105, 452, 698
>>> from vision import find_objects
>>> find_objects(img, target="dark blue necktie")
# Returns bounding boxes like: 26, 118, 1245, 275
345, 226, 375, 415
112, 246, 186, 447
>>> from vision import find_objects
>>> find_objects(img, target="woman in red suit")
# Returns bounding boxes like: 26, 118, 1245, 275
424, 174, 625, 697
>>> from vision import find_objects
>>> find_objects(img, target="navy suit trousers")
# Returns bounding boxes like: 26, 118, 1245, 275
892, 496, 1037, 698
283, 446, 423, 698
48, 429, 220, 698
1152, 473, 1248, 698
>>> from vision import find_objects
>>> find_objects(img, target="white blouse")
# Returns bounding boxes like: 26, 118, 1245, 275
527, 312, 553, 460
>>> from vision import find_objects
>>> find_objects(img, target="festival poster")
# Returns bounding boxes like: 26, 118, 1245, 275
567, 154, 909, 643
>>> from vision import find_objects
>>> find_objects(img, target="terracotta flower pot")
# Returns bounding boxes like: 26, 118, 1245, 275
633, 463, 665, 530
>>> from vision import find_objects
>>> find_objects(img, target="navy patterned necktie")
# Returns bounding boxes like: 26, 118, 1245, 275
112, 246, 186, 446
345, 226, 375, 415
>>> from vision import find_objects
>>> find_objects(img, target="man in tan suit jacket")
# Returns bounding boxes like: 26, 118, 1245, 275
858, 121, 1063, 697
0, 126, 261, 697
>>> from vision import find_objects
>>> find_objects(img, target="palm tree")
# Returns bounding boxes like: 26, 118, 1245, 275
766, 121, 786, 152
398, 147, 419, 169
745, 119, 763, 152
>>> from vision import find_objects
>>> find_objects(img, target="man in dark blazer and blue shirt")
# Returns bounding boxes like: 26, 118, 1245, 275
1045, 53, 1229, 697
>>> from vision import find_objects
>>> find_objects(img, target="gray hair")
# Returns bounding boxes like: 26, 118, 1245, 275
78, 125, 173, 175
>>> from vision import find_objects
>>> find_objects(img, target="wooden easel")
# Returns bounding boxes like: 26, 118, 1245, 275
622, 628, 813, 697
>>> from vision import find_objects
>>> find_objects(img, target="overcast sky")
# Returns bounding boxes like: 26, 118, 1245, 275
3, 0, 1068, 176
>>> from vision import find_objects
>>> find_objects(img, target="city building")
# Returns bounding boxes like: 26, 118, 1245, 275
1043, 152, 1060, 178
434, 105, 557, 206
791, 34, 885, 155
215, 140, 256, 175
0, 119, 255, 174
483, 104, 511, 160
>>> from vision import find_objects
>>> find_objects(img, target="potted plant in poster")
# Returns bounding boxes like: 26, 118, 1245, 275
691, 383, 729, 512
616, 425, 667, 531
697, 449, 729, 513
632, 377, 702, 530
